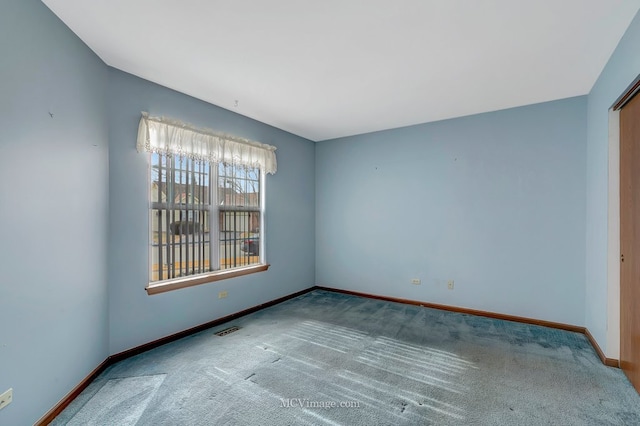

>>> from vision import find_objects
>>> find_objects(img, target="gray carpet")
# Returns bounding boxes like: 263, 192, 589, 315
51, 290, 640, 425
65, 375, 166, 425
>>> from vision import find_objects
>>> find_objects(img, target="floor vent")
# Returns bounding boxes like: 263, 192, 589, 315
215, 326, 241, 336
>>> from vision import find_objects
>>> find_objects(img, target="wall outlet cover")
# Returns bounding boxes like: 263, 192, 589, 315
0, 388, 12, 410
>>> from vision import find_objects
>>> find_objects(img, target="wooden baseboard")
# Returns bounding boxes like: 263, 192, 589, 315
315, 286, 621, 368
110, 286, 314, 363
35, 358, 111, 426
36, 286, 314, 425
584, 327, 620, 367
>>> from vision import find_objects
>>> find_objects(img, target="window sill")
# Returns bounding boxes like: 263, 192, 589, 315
145, 264, 270, 295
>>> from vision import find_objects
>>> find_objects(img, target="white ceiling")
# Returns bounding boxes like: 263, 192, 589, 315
42, 0, 640, 141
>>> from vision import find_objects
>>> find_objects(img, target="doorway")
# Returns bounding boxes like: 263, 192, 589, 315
619, 82, 640, 392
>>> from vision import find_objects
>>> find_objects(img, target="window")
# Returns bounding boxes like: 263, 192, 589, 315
151, 154, 263, 280
137, 113, 277, 294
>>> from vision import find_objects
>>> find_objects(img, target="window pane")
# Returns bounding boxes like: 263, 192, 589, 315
217, 163, 261, 269
150, 153, 212, 281
218, 163, 260, 208
219, 211, 260, 269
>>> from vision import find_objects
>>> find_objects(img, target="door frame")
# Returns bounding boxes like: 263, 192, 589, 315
607, 107, 620, 360
608, 75, 640, 360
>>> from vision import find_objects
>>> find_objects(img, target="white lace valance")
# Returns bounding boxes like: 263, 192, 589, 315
136, 112, 277, 174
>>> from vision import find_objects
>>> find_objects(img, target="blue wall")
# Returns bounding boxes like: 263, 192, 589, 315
107, 69, 316, 354
316, 97, 587, 325
0, 1, 109, 424
585, 10, 640, 353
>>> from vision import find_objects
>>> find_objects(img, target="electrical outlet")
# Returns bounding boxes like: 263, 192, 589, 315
447, 280, 454, 290
411, 278, 421, 285
0, 388, 12, 411
218, 291, 228, 299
